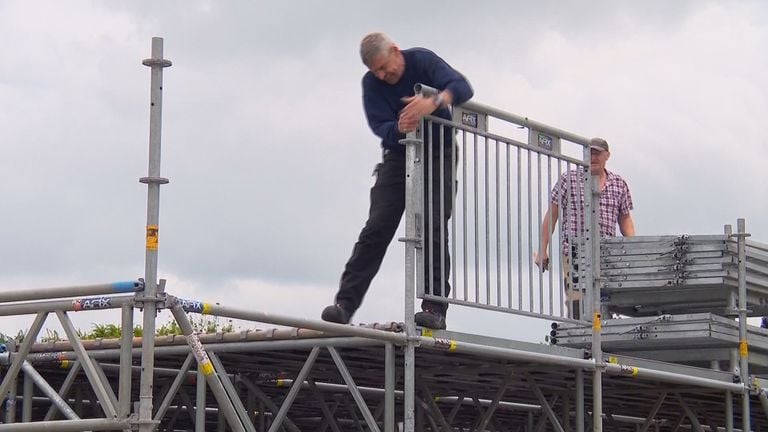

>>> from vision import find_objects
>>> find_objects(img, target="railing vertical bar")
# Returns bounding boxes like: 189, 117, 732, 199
506, 143, 512, 308
439, 123, 446, 298
557, 158, 564, 317
528, 149, 534, 311
537, 151, 543, 314
484, 135, 491, 305
427, 121, 434, 298
517, 146, 523, 310
547, 155, 554, 315
474, 133, 480, 303
495, 139, 501, 307
450, 125, 457, 300
462, 130, 468, 302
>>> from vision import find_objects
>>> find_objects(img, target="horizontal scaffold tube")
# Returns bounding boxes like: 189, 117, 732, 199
0, 418, 130, 431
459, 100, 591, 147
0, 295, 134, 317
176, 298, 408, 345
0, 281, 143, 303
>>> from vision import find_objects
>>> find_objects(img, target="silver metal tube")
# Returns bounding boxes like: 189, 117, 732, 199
462, 130, 468, 301
401, 113, 422, 432
0, 282, 141, 304
55, 311, 117, 418
6, 375, 17, 424
529, 379, 565, 432
736, 218, 750, 432
169, 306, 245, 432
675, 394, 702, 431
759, 389, 768, 424
24, 336, 383, 363
474, 132, 480, 302
506, 144, 512, 308
385, 343, 395, 432
208, 352, 257, 432
460, 100, 591, 147
118, 303, 133, 419
725, 390, 733, 432
152, 353, 194, 426
20, 361, 79, 420
517, 146, 522, 310
527, 149, 533, 310
192, 303, 407, 345
236, 377, 301, 432
44, 361, 81, 421
93, 361, 119, 414
0, 295, 134, 317
22, 370, 32, 422
196, 366, 206, 432
638, 393, 666, 432
496, 139, 501, 307
537, 152, 543, 313
139, 36, 172, 432
0, 312, 48, 405
586, 153, 603, 431
485, 135, 490, 305
328, 347, 380, 432
0, 419, 130, 431
267, 347, 320, 432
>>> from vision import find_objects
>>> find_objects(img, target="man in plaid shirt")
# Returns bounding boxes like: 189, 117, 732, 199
535, 137, 635, 318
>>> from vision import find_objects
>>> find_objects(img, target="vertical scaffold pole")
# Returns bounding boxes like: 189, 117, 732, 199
400, 85, 427, 432
139, 36, 172, 432
584, 145, 602, 432
736, 218, 751, 432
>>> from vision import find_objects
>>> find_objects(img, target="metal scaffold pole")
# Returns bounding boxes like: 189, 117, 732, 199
138, 36, 172, 432
399, 84, 429, 432
736, 218, 751, 432
585, 147, 603, 432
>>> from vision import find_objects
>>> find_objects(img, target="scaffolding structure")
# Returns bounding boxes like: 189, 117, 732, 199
0, 37, 766, 432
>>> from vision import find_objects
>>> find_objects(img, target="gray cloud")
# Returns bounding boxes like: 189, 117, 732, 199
0, 0, 766, 339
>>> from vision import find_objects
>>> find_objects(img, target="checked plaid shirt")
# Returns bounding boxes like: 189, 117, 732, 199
551, 168, 633, 247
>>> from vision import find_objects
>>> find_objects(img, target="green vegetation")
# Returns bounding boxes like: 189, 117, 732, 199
0, 315, 237, 344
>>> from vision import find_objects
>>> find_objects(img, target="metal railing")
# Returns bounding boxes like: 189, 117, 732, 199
404, 85, 600, 324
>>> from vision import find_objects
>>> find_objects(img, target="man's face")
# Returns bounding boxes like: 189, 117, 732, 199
368, 46, 404, 85
590, 148, 610, 174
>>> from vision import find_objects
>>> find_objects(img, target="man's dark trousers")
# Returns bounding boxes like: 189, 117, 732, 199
336, 142, 455, 316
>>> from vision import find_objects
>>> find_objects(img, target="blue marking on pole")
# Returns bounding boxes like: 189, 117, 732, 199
112, 281, 140, 292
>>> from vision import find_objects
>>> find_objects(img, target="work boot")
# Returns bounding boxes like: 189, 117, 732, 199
414, 308, 446, 330
321, 304, 353, 324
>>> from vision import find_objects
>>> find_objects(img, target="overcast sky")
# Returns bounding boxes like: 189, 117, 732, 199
0, 1, 766, 341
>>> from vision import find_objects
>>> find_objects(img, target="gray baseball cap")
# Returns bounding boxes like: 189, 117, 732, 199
590, 137, 609, 152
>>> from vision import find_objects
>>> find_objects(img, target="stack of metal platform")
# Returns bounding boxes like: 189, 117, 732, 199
552, 313, 768, 373
553, 235, 768, 372
572, 235, 768, 317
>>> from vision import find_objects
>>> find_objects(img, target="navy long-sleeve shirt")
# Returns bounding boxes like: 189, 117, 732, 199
362, 48, 473, 151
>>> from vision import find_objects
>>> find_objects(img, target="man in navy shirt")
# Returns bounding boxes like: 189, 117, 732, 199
322, 33, 473, 329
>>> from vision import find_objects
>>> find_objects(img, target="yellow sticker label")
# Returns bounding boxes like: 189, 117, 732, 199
276, 379, 285, 388
59, 359, 70, 369
200, 361, 214, 376
740, 340, 749, 357
608, 356, 618, 364
146, 225, 159, 250
593, 313, 602, 331
202, 303, 212, 314
422, 328, 433, 337
449, 341, 457, 352
632, 367, 639, 377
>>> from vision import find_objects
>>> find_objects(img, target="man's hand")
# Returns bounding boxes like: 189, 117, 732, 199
534, 250, 550, 272
398, 95, 438, 133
